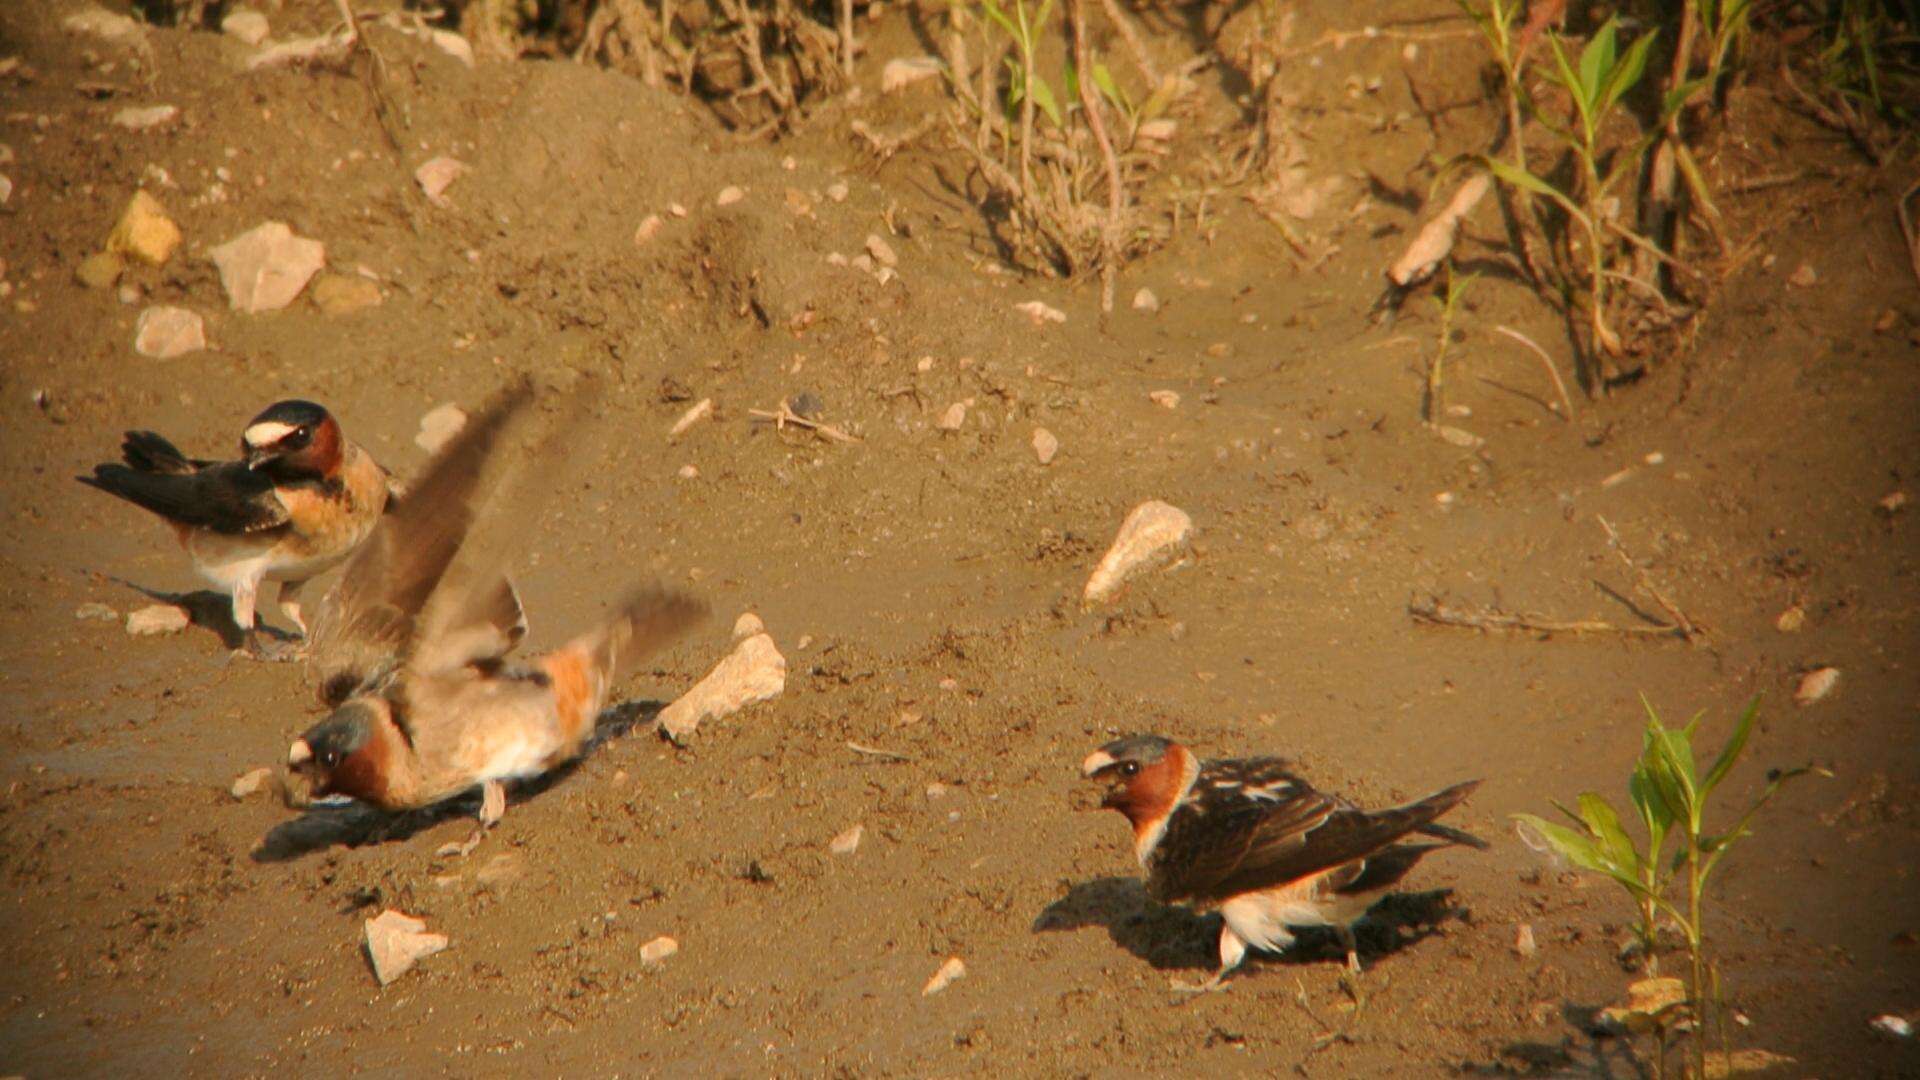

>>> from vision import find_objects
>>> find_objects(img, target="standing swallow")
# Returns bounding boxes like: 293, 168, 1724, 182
1079, 735, 1484, 991
286, 384, 706, 856
78, 400, 394, 660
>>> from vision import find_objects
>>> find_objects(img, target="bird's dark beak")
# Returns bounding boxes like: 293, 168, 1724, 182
246, 446, 278, 471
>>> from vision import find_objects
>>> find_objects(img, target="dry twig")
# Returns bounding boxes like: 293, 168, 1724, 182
748, 404, 862, 443
1409, 598, 1684, 639
847, 741, 914, 762
1493, 324, 1576, 420
1596, 515, 1701, 641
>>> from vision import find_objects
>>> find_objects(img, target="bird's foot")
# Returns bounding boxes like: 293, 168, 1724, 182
1170, 974, 1230, 996
242, 629, 305, 663
435, 828, 488, 859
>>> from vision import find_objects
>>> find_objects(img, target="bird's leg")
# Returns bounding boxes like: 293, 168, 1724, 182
1336, 924, 1364, 976
1172, 924, 1250, 995
435, 781, 506, 859
233, 575, 296, 661
278, 578, 311, 638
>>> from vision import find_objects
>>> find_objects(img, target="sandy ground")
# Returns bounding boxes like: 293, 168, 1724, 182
1, 0, 1916, 1075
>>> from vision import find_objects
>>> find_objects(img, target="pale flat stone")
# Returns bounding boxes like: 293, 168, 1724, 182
364, 910, 448, 986
659, 626, 786, 742
414, 156, 467, 205
210, 222, 325, 313
1032, 427, 1058, 465
311, 272, 381, 315
230, 766, 273, 799
881, 56, 942, 93
829, 823, 863, 855
108, 191, 181, 267
112, 105, 179, 132
922, 957, 966, 995
640, 936, 679, 964
125, 603, 189, 634
133, 306, 206, 359
415, 403, 467, 454
221, 9, 270, 45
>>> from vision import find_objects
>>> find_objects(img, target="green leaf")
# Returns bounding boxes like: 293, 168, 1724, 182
1578, 19, 1618, 108
1062, 54, 1079, 107
1546, 32, 1595, 141
1700, 763, 1830, 882
1514, 814, 1651, 896
1032, 0, 1056, 37
1577, 792, 1643, 877
1702, 696, 1761, 796
1600, 26, 1656, 117
1661, 75, 1711, 120
1028, 71, 1063, 128
980, 0, 1019, 41
1092, 61, 1130, 113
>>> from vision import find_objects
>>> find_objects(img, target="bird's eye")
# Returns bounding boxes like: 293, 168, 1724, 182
1121, 761, 1140, 777
322, 750, 340, 767
285, 426, 312, 449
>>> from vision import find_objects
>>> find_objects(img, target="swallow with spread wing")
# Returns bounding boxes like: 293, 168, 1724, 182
1080, 735, 1484, 992
78, 400, 394, 661
286, 384, 706, 856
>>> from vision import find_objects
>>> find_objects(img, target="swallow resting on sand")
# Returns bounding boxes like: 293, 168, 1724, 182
78, 400, 394, 660
287, 385, 706, 856
1079, 735, 1484, 991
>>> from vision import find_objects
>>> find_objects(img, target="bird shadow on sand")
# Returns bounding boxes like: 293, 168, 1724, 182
1032, 876, 1467, 976
250, 699, 669, 864
93, 574, 298, 651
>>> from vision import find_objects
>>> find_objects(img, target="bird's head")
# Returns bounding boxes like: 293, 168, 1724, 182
242, 400, 341, 479
286, 698, 396, 806
1077, 734, 1195, 826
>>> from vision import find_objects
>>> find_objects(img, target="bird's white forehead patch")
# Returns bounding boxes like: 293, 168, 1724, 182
244, 420, 298, 447
1081, 749, 1118, 777
287, 738, 312, 765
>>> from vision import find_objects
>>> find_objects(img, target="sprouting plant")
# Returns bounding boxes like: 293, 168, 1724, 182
980, 0, 1058, 193
1426, 265, 1478, 424
1515, 698, 1825, 1079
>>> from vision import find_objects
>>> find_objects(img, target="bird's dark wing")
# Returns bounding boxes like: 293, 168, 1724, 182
78, 459, 287, 534
306, 382, 533, 706
1152, 768, 1481, 905
119, 430, 214, 475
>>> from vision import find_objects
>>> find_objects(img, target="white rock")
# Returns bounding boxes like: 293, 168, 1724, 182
634, 214, 664, 244
865, 233, 898, 267
1434, 424, 1483, 448
428, 30, 475, 67
112, 105, 179, 131
0, 174, 10, 205
1032, 427, 1058, 465
936, 402, 967, 431
1794, 667, 1839, 706
1131, 287, 1160, 313
826, 181, 849, 203
414, 156, 467, 205
659, 626, 787, 742
732, 612, 765, 640
640, 936, 679, 964
1148, 390, 1180, 410
829, 823, 864, 855
133, 306, 206, 359
715, 185, 745, 207
75, 601, 118, 621
1787, 262, 1817, 287
64, 7, 144, 43
1514, 923, 1537, 958
221, 9, 270, 45
210, 222, 325, 313
230, 766, 273, 799
126, 603, 189, 635
415, 403, 467, 454
246, 30, 352, 71
880, 56, 943, 93
1014, 299, 1066, 325
1881, 491, 1909, 515
677, 464, 698, 480
669, 397, 713, 438
1871, 1014, 1913, 1039
364, 910, 448, 986
1083, 500, 1194, 605
922, 956, 966, 995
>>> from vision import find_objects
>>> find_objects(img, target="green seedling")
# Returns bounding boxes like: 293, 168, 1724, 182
1516, 697, 1825, 1078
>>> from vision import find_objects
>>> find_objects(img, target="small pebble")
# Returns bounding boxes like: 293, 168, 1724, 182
1032, 427, 1058, 465
125, 603, 189, 635
936, 402, 966, 431
1775, 606, 1806, 633
922, 956, 966, 996
715, 186, 745, 207
676, 464, 698, 480
415, 403, 467, 454
829, 823, 863, 855
1013, 300, 1065, 325
1148, 390, 1180, 409
640, 936, 679, 965
1514, 923, 1537, 958
75, 601, 117, 621
1794, 666, 1840, 706
865, 234, 897, 267
826, 181, 848, 203
229, 766, 273, 799
1131, 287, 1159, 313
1787, 262, 1817, 287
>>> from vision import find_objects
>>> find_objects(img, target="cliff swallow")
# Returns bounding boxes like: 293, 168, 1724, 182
78, 400, 394, 660
288, 385, 706, 856
1080, 735, 1484, 991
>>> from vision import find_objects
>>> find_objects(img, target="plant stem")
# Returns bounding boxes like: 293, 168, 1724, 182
1687, 837, 1707, 1079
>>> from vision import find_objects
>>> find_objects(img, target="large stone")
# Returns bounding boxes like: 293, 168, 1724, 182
210, 222, 325, 313
658, 617, 786, 742
107, 191, 181, 267
221, 9, 270, 45
133, 306, 206, 359
363, 910, 448, 986
1083, 500, 1194, 605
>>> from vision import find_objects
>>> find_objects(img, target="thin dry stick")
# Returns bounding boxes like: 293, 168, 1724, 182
330, 0, 403, 152
748, 404, 862, 443
1493, 324, 1576, 420
1899, 176, 1920, 290
838, 0, 855, 76
847, 741, 914, 762
1071, 0, 1124, 312
1409, 598, 1683, 638
1596, 516, 1700, 641
1098, 0, 1159, 85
